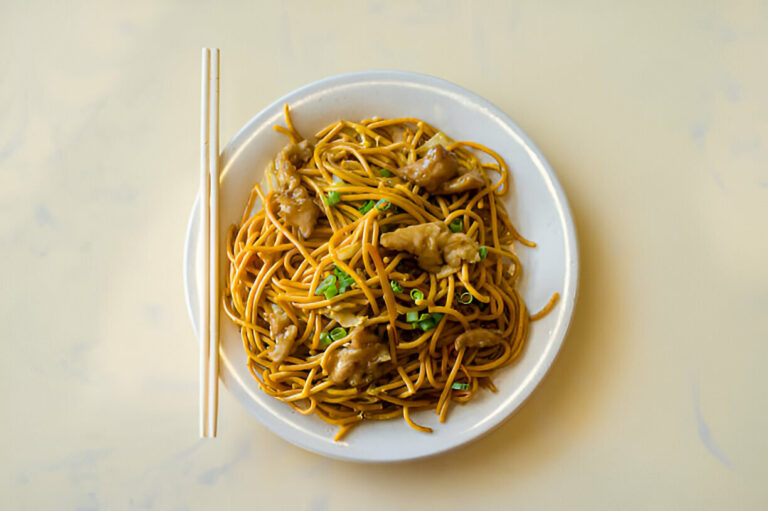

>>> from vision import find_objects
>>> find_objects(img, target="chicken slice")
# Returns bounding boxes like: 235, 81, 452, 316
434, 169, 485, 195
272, 140, 320, 237
441, 230, 481, 268
454, 328, 505, 351
263, 304, 298, 364
391, 145, 459, 193
274, 185, 320, 239
326, 326, 391, 387
380, 222, 445, 272
274, 140, 313, 190
380, 221, 480, 273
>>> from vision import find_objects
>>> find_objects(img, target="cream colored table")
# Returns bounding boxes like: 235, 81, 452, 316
2, 2, 766, 509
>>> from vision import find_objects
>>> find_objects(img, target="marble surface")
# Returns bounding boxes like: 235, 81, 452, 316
1, 1, 767, 509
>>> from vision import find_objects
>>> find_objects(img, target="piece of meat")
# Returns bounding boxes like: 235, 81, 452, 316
380, 221, 480, 273
274, 140, 313, 190
391, 145, 459, 193
454, 328, 505, 351
272, 140, 320, 237
327, 326, 391, 387
380, 222, 445, 272
274, 186, 320, 239
441, 230, 481, 268
263, 305, 298, 363
434, 169, 485, 195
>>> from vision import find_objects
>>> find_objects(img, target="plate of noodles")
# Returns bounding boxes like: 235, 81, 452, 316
184, 70, 578, 462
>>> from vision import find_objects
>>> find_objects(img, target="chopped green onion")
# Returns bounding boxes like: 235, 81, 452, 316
333, 265, 355, 293
418, 320, 436, 331
457, 291, 473, 305
319, 332, 332, 346
379, 168, 394, 178
411, 312, 439, 331
410, 289, 425, 302
417, 312, 443, 331
449, 218, 463, 232
375, 199, 391, 211
451, 382, 470, 390
405, 311, 419, 323
315, 274, 337, 296
390, 280, 403, 293
329, 327, 348, 341
323, 286, 338, 300
359, 200, 375, 214
478, 246, 488, 260
323, 190, 341, 207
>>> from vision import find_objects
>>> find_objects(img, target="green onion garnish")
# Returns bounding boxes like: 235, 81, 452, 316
329, 327, 348, 341
319, 332, 331, 346
323, 190, 341, 207
390, 280, 403, 293
419, 319, 436, 331
410, 289, 425, 302
457, 291, 473, 305
359, 200, 375, 214
375, 199, 391, 211
449, 218, 463, 232
416, 312, 443, 331
451, 382, 470, 390
315, 274, 337, 296
478, 246, 488, 260
418, 320, 435, 331
333, 265, 355, 293
405, 311, 419, 323
379, 168, 394, 178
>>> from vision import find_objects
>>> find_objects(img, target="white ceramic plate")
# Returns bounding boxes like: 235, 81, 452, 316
184, 71, 578, 462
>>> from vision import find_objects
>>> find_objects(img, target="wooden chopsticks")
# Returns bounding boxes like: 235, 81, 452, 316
200, 48, 220, 438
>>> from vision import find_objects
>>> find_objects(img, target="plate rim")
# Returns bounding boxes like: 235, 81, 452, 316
183, 69, 579, 462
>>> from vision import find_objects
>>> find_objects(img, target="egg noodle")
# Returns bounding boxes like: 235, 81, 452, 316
224, 105, 558, 441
